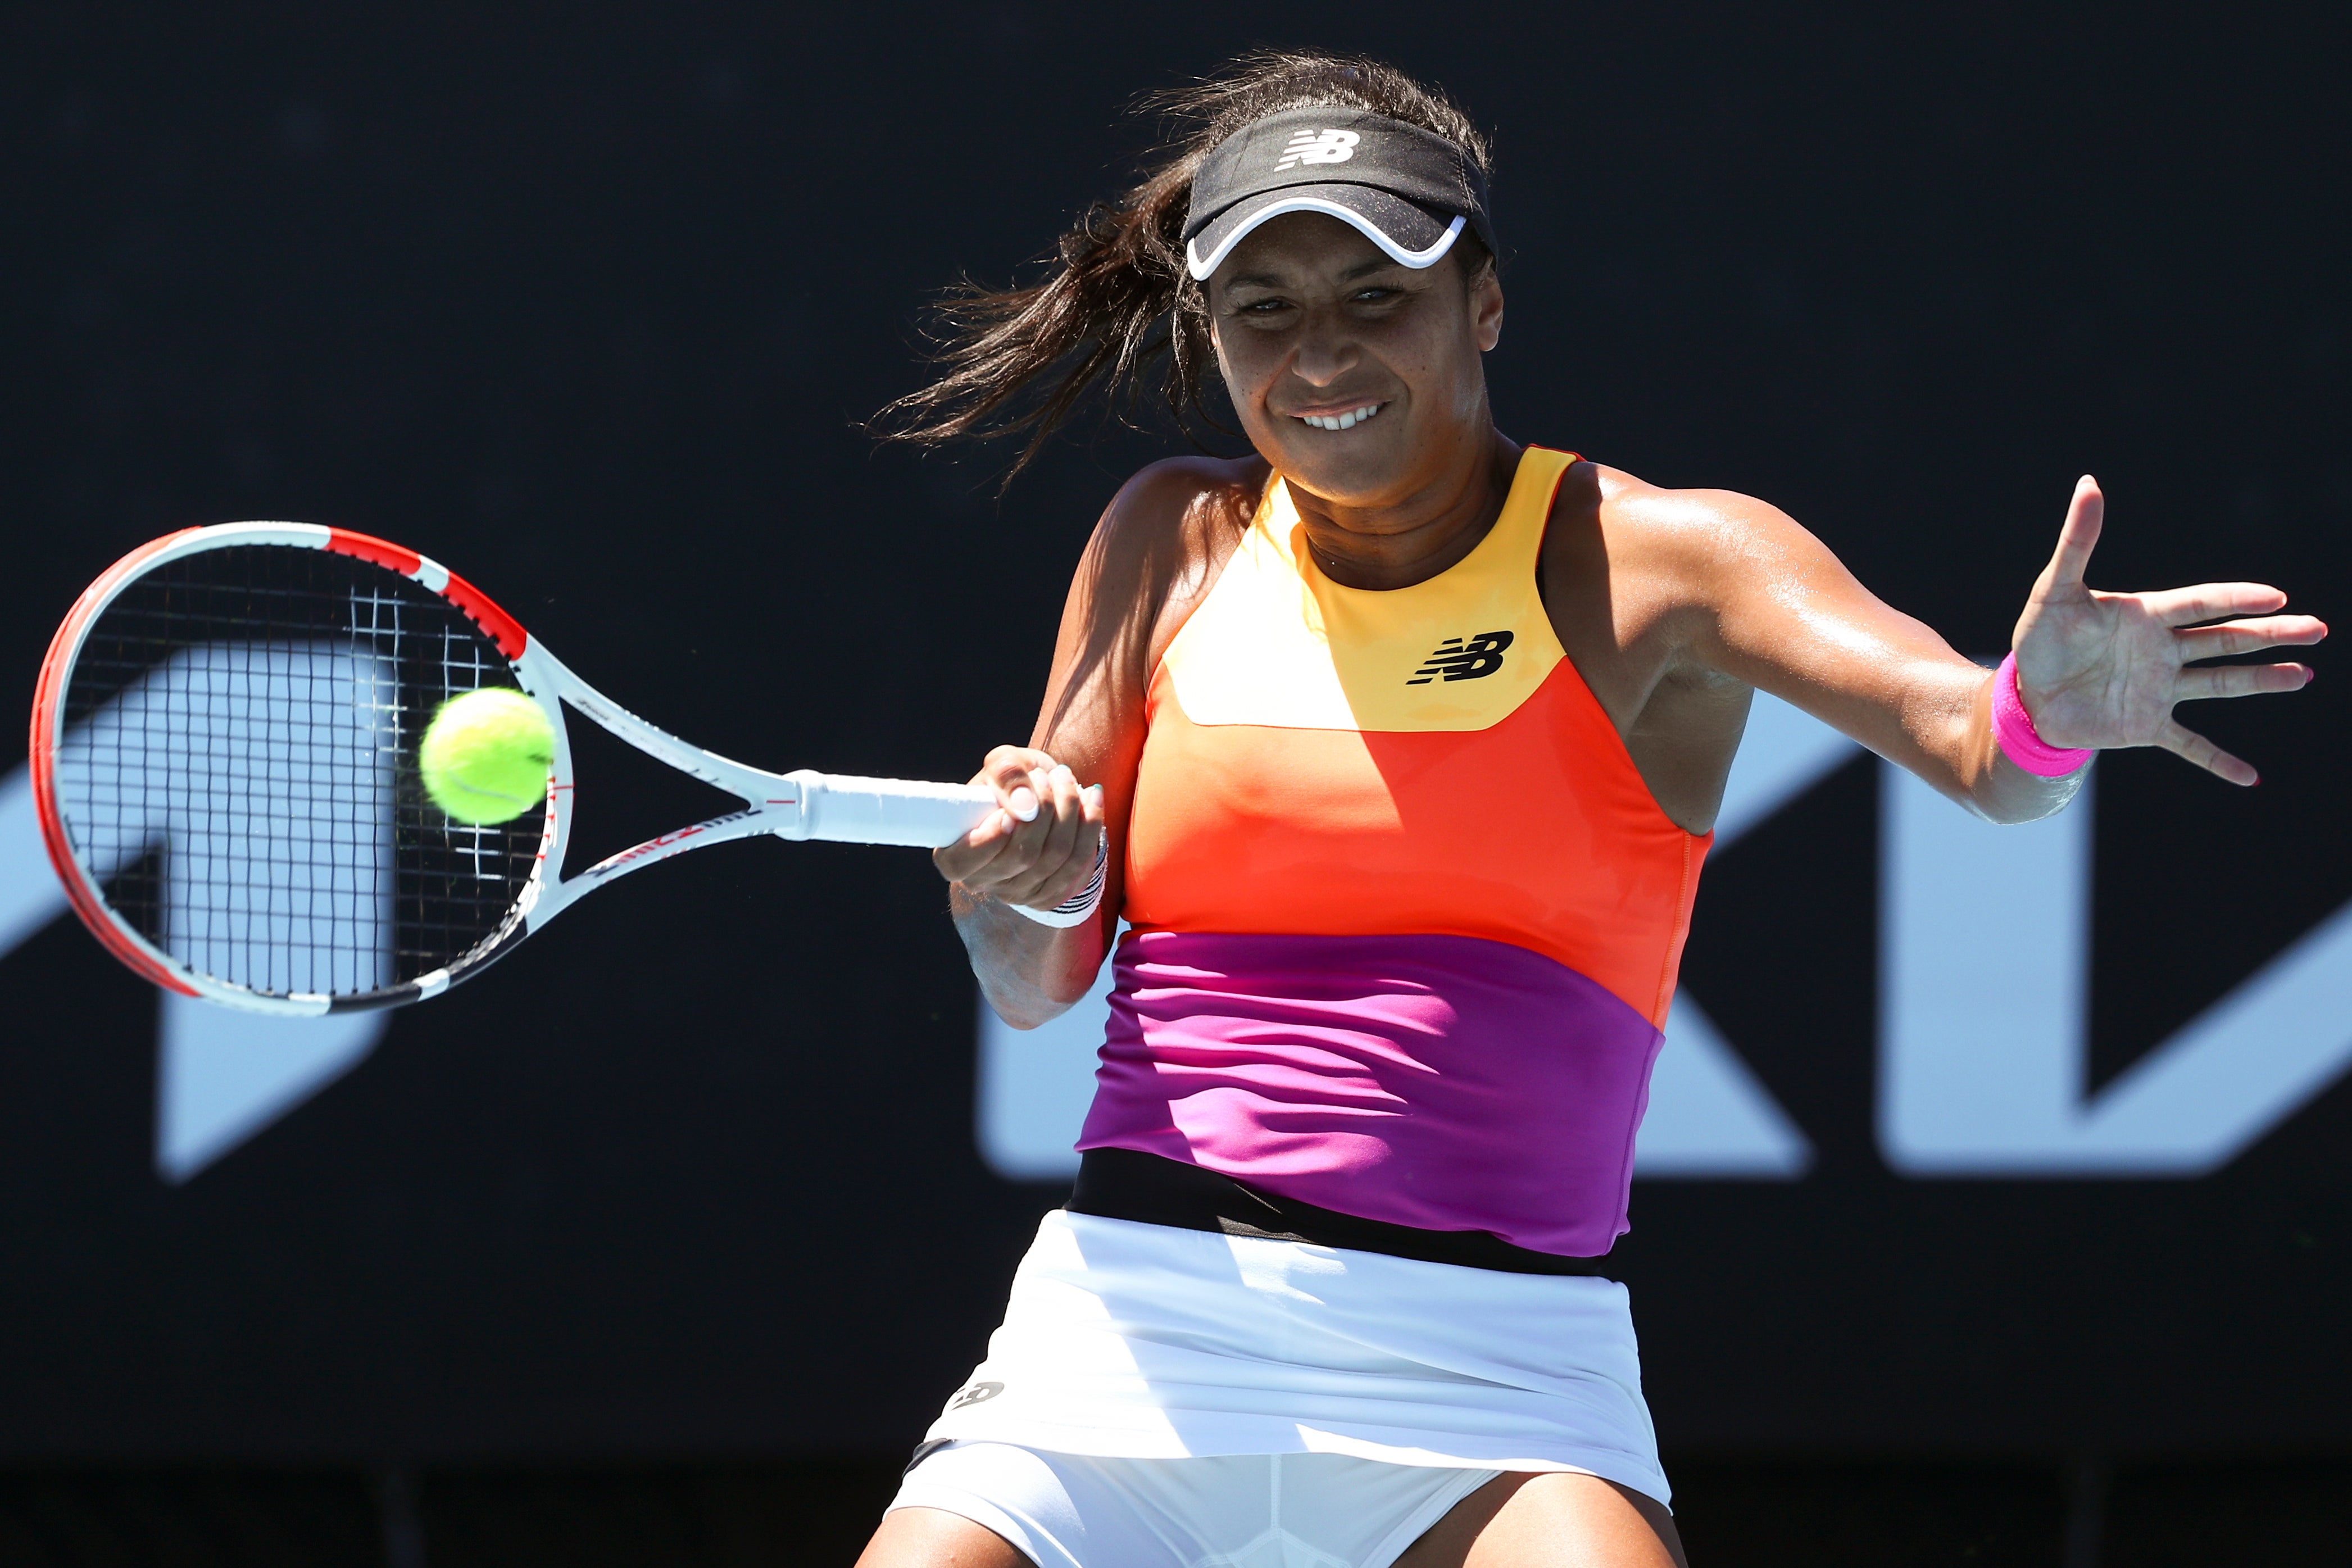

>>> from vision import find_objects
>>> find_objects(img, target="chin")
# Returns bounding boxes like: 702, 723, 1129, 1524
1270, 438, 1419, 507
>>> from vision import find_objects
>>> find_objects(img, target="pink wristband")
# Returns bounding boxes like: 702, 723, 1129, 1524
1991, 654, 2094, 777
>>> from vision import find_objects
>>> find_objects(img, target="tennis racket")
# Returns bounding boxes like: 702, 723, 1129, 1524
30, 522, 998, 1015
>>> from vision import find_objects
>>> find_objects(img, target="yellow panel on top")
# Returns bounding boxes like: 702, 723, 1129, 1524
1163, 447, 1578, 733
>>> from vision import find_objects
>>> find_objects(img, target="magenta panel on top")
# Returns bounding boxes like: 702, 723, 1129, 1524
1076, 929, 1667, 1257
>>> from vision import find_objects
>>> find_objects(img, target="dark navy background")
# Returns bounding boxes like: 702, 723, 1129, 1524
2, 0, 2348, 1465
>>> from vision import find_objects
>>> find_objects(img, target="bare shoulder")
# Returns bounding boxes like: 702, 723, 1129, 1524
1569, 458, 1944, 716
1092, 454, 1265, 570
1582, 461, 1830, 595
1081, 454, 1265, 656
1114, 452, 1268, 509
1041, 454, 1266, 728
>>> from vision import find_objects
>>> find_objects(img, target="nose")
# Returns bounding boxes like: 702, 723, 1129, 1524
1288, 311, 1358, 388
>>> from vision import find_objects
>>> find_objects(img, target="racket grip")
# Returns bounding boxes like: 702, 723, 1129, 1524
779, 770, 998, 849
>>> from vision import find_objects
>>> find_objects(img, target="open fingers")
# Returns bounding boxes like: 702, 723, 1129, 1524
2174, 613, 2329, 661
2175, 661, 2314, 702
2140, 582, 2292, 627
2156, 716, 2259, 786
2040, 476, 2105, 592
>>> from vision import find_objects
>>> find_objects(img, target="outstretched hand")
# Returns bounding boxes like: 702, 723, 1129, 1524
2012, 477, 2325, 785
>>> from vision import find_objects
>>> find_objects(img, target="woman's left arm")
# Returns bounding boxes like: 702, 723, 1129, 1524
1680, 474, 2326, 823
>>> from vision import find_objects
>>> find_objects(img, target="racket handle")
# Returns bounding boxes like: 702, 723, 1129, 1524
779, 770, 998, 849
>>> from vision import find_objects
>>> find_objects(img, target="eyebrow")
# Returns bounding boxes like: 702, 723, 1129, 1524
1223, 257, 1407, 294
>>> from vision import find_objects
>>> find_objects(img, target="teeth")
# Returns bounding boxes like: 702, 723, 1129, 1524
1301, 403, 1382, 431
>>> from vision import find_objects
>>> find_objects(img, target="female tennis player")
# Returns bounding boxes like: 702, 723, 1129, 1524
860, 53, 2322, 1568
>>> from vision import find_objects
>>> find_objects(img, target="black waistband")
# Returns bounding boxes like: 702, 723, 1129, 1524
1065, 1147, 1616, 1277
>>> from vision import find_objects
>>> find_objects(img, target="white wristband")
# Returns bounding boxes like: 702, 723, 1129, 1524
1005, 831, 1108, 928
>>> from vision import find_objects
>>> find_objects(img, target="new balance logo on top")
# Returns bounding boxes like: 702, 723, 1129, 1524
1276, 129, 1361, 171
1409, 630, 1514, 684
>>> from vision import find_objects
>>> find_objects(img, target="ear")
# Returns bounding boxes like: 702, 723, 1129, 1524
1472, 266, 1505, 353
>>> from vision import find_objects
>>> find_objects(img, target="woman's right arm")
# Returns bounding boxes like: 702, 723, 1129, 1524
932, 457, 1257, 1029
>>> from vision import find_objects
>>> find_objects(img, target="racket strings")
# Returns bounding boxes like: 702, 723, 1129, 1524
56, 546, 543, 1000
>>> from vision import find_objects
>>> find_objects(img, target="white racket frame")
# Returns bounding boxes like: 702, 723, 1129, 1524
31, 522, 997, 1015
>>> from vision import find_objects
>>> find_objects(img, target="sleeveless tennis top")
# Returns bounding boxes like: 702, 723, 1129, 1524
1075, 447, 1711, 1258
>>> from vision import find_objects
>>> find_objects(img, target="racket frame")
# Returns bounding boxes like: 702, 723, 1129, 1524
33, 522, 993, 1015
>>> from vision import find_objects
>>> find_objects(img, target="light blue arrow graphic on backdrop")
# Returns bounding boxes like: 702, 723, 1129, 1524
1632, 691, 1858, 1176
0, 762, 386, 1182
1881, 765, 2352, 1173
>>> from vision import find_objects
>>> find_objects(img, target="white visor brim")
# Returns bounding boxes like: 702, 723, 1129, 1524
1186, 199, 1465, 282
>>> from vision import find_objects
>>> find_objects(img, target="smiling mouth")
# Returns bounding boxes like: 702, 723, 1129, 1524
1295, 402, 1386, 431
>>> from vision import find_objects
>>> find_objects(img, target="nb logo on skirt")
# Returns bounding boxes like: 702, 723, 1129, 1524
947, 1381, 1004, 1411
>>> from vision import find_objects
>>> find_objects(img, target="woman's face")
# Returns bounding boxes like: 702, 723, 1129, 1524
1207, 212, 1503, 516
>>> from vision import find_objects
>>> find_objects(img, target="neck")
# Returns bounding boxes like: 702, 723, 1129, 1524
1287, 428, 1522, 592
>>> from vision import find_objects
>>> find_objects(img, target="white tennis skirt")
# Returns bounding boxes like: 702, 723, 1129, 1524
923, 1210, 1669, 1506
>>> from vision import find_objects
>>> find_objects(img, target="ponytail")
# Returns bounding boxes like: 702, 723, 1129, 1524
873, 51, 1494, 484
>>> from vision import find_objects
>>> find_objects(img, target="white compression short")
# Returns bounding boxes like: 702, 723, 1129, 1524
891, 1440, 1500, 1568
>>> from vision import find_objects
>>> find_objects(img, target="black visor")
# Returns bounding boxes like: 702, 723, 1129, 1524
1182, 107, 1495, 282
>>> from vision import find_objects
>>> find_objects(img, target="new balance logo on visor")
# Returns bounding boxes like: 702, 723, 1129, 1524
1408, 630, 1514, 684
1275, 129, 1360, 170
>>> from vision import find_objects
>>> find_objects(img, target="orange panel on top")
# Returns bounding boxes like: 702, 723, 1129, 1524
1122, 660, 1709, 1029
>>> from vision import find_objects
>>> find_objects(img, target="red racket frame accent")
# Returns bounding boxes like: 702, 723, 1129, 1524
324, 531, 532, 658
324, 527, 529, 658
437, 574, 527, 660
320, 529, 420, 577
29, 528, 208, 997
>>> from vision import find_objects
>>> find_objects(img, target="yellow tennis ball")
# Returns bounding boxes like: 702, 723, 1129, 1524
418, 688, 555, 825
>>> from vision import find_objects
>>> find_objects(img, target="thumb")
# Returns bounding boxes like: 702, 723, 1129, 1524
2039, 475, 2104, 595
975, 747, 1057, 824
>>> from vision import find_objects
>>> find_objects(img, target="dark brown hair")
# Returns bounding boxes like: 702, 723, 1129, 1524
873, 51, 1494, 480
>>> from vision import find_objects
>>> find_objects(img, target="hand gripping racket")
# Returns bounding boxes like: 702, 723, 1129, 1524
30, 522, 998, 1014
